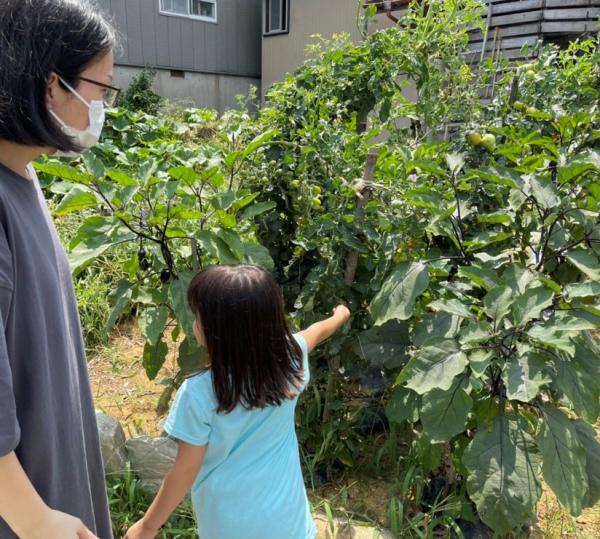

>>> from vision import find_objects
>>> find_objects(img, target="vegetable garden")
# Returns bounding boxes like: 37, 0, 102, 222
37, 1, 600, 536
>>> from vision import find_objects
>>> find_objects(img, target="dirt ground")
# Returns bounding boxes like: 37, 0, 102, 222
89, 322, 600, 538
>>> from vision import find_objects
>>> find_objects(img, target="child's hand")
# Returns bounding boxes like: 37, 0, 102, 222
124, 519, 159, 539
332, 304, 351, 324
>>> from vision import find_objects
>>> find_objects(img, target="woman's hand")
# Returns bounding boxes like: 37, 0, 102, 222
27, 509, 99, 539
124, 519, 159, 539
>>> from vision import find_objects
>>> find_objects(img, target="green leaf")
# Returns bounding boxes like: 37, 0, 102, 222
195, 230, 238, 264
138, 306, 169, 347
502, 352, 550, 402
53, 186, 98, 215
177, 337, 207, 375
413, 312, 461, 347
565, 249, 600, 281
105, 279, 133, 333
352, 320, 410, 369
573, 420, 600, 509
558, 151, 600, 184
538, 405, 588, 516
369, 262, 429, 325
67, 216, 136, 276
399, 338, 467, 394
169, 272, 196, 340
512, 287, 554, 325
463, 415, 541, 535
420, 376, 472, 443
82, 152, 105, 178
483, 285, 513, 326
459, 321, 492, 345
464, 230, 513, 252
527, 324, 575, 355
565, 281, 600, 299
34, 160, 95, 185
551, 342, 600, 423
385, 386, 420, 424
458, 265, 500, 290
241, 129, 278, 160
243, 243, 274, 270
428, 298, 473, 319
142, 339, 168, 381
240, 201, 277, 220
468, 349, 494, 378
527, 175, 560, 209
107, 169, 137, 186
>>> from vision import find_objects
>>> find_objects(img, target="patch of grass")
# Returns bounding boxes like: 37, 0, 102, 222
106, 464, 197, 538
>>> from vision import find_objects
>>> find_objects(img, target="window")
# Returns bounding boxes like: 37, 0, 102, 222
159, 0, 217, 22
264, 0, 289, 36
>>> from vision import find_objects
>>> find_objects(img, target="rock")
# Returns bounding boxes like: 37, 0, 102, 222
315, 513, 394, 539
96, 412, 127, 475
125, 436, 177, 496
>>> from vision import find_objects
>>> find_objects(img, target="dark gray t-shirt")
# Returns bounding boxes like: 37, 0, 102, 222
0, 163, 112, 539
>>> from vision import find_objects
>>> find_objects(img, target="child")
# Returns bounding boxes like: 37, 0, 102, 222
125, 264, 351, 539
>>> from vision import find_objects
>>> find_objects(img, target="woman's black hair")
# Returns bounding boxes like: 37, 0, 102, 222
0, 0, 116, 152
187, 265, 305, 414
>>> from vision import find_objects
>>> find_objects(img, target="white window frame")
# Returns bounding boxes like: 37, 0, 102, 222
263, 0, 289, 36
159, 0, 217, 24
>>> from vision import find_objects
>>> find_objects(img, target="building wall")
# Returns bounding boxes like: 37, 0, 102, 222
261, 0, 397, 94
113, 65, 260, 113
97, 0, 262, 76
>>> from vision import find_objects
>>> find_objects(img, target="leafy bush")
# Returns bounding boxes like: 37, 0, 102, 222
120, 67, 163, 114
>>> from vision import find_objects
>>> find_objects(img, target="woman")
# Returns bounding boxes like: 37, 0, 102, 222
0, 1, 119, 537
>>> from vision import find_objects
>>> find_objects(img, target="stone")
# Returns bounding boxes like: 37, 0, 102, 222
315, 513, 395, 539
96, 412, 127, 475
125, 435, 177, 496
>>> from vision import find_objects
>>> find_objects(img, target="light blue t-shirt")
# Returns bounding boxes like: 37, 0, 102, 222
164, 334, 317, 539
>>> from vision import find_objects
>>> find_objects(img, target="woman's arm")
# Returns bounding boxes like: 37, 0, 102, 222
125, 441, 206, 539
298, 304, 351, 354
0, 452, 97, 539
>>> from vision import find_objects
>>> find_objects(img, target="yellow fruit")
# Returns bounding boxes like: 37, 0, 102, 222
526, 70, 536, 80
513, 101, 526, 112
526, 106, 539, 115
467, 132, 483, 146
311, 185, 322, 195
523, 144, 532, 155
481, 133, 496, 152
311, 197, 322, 209
291, 179, 300, 188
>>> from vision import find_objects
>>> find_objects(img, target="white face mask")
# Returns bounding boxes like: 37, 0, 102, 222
50, 77, 105, 158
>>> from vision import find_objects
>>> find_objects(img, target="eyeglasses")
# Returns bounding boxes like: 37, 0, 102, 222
77, 76, 121, 107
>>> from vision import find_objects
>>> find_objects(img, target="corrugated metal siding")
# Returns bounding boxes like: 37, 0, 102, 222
96, 0, 262, 77
468, 0, 600, 62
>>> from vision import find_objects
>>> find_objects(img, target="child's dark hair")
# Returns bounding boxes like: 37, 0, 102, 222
187, 264, 304, 414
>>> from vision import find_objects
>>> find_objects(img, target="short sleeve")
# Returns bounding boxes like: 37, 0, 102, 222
164, 378, 212, 446
0, 225, 19, 456
293, 334, 310, 388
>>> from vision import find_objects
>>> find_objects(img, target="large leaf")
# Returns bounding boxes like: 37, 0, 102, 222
511, 287, 554, 326
538, 405, 588, 516
105, 279, 133, 333
68, 216, 136, 276
463, 415, 541, 534
240, 201, 277, 221
351, 319, 410, 369
177, 337, 207, 375
398, 338, 467, 394
527, 325, 575, 355
413, 312, 461, 347
53, 186, 98, 215
565, 281, 600, 299
565, 249, 600, 281
138, 306, 169, 347
195, 230, 238, 264
551, 342, 600, 423
369, 262, 429, 325
573, 420, 600, 509
385, 386, 420, 424
502, 351, 550, 402
243, 242, 274, 270
34, 160, 95, 185
142, 339, 168, 381
169, 272, 197, 339
428, 298, 473, 319
483, 285, 513, 326
420, 376, 472, 443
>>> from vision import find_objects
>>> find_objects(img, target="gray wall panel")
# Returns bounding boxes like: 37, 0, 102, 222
96, 0, 261, 77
